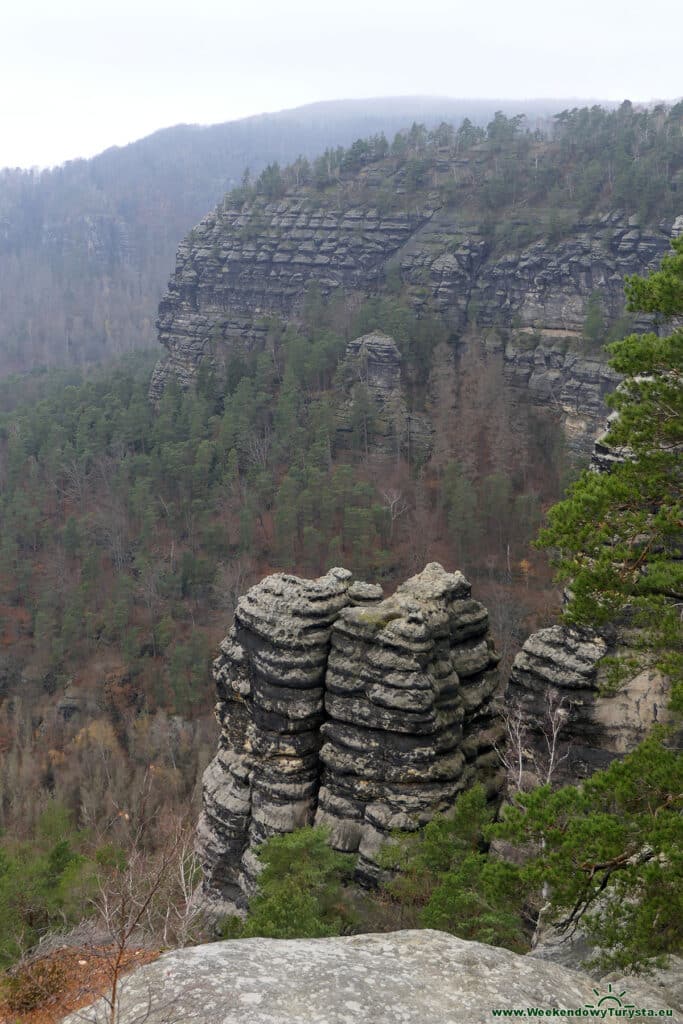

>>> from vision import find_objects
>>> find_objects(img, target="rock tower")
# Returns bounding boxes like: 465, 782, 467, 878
197, 563, 503, 912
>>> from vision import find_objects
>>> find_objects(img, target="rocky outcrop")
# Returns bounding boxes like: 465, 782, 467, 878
501, 339, 622, 457
506, 624, 672, 784
398, 210, 666, 333
149, 178, 676, 452
196, 563, 502, 912
505, 368, 679, 786
148, 199, 432, 399
197, 567, 352, 907
335, 331, 434, 460
62, 930, 681, 1024
316, 564, 502, 885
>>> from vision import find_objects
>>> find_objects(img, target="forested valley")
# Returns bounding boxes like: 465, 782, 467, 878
0, 284, 566, 849
0, 100, 681, 1016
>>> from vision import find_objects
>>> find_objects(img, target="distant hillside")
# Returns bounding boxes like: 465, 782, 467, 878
0, 97, 604, 376
150, 101, 683, 457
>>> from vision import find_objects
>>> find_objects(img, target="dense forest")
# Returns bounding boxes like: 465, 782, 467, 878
0, 283, 567, 766
0, 257, 570, 990
243, 102, 682, 227
0, 104, 681, 1017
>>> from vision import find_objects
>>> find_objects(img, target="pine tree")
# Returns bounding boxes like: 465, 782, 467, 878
494, 735, 683, 971
537, 237, 683, 709
237, 827, 355, 939
517, 239, 683, 971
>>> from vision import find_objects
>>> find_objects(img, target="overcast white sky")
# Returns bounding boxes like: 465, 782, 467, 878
3, 0, 682, 169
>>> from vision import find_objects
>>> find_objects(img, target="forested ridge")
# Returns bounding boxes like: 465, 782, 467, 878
1, 100, 681, 374
0, 96, 582, 377
237, 102, 682, 231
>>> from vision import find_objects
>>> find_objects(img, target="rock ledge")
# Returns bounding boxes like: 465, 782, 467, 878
61, 930, 680, 1024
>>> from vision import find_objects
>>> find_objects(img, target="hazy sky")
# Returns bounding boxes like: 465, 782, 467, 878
4, 0, 682, 169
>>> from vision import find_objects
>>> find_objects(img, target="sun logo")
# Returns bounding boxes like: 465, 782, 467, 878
584, 983, 636, 1011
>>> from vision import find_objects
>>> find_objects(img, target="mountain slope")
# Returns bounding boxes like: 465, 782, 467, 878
0, 97, 578, 376
150, 102, 683, 455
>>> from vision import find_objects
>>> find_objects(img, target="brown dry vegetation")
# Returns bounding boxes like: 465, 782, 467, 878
0, 946, 161, 1024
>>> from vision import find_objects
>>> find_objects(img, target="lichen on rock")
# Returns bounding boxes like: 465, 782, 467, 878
196, 562, 503, 913
506, 623, 672, 784
61, 930, 681, 1024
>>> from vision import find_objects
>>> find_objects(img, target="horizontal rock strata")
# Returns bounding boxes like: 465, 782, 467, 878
197, 563, 502, 912
335, 331, 434, 460
197, 567, 352, 907
149, 198, 431, 399
315, 563, 502, 885
506, 624, 671, 783
150, 183, 675, 452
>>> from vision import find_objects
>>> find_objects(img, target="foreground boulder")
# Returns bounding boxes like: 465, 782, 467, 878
61, 930, 680, 1024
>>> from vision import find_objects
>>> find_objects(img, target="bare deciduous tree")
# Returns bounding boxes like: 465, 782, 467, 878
136, 562, 163, 616
85, 821, 205, 1024
212, 555, 256, 615
495, 689, 571, 793
539, 689, 570, 785
54, 455, 92, 510
382, 488, 408, 540
243, 428, 272, 469
494, 699, 529, 794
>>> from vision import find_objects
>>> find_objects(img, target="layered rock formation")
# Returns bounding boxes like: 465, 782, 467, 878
397, 208, 666, 336
506, 366, 679, 785
149, 177, 676, 452
197, 567, 352, 907
507, 624, 672, 784
149, 200, 431, 397
335, 331, 433, 460
196, 563, 502, 912
317, 565, 502, 885
501, 338, 621, 456
62, 930, 682, 1024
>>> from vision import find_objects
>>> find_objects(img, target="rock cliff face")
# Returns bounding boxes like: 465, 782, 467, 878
506, 623, 673, 785
501, 339, 621, 456
197, 567, 352, 906
398, 209, 665, 334
149, 180, 676, 453
196, 563, 502, 912
505, 394, 678, 785
335, 331, 433, 460
149, 200, 431, 397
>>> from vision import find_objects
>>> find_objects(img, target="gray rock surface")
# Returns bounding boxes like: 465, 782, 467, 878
505, 377, 679, 786
197, 564, 502, 911
61, 930, 681, 1024
197, 567, 352, 907
317, 563, 502, 885
507, 623, 673, 783
149, 179, 677, 454
531, 913, 683, 1010
148, 198, 429, 401
335, 331, 434, 460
